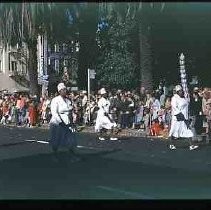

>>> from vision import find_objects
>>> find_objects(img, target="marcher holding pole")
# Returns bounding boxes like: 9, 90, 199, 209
169, 85, 199, 150
49, 82, 79, 161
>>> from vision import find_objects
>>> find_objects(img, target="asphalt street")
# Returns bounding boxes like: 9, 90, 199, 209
0, 125, 211, 199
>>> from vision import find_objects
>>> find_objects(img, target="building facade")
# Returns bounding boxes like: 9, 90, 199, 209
0, 35, 80, 95
47, 39, 80, 93
0, 43, 29, 93
37, 35, 80, 95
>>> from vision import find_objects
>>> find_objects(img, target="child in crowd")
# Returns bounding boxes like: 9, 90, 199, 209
143, 107, 151, 135
133, 101, 144, 129
205, 99, 211, 140
150, 118, 163, 136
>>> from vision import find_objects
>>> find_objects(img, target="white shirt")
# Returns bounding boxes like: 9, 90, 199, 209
151, 99, 161, 120
171, 94, 189, 120
97, 97, 110, 116
50, 95, 73, 125
82, 95, 88, 107
169, 93, 193, 138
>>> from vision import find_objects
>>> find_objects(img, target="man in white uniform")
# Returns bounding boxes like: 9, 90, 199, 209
169, 85, 199, 150
95, 88, 118, 141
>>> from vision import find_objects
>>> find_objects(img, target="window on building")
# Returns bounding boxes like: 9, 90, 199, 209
55, 59, 59, 74
49, 44, 54, 53
71, 41, 74, 53
75, 41, 80, 52
63, 59, 68, 67
0, 60, 2, 72
11, 61, 17, 72
54, 44, 60, 52
63, 43, 68, 52
22, 65, 27, 75
47, 45, 51, 53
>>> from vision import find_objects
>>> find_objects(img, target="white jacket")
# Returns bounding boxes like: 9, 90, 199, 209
171, 94, 189, 120
49, 95, 73, 125
95, 97, 116, 132
169, 94, 193, 138
97, 97, 110, 116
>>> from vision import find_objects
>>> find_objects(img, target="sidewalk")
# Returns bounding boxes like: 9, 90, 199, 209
1, 123, 158, 138
78, 126, 168, 140
1, 123, 206, 142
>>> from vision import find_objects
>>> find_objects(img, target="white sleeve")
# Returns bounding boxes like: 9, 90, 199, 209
171, 96, 181, 116
50, 98, 62, 123
98, 99, 103, 109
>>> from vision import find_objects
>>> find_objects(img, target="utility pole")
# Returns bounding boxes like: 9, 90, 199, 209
87, 68, 96, 124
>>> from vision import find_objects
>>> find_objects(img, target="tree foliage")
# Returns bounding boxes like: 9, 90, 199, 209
95, 2, 167, 90
96, 12, 138, 89
0, 3, 72, 95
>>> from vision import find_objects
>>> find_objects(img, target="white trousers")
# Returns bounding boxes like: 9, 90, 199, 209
95, 114, 117, 132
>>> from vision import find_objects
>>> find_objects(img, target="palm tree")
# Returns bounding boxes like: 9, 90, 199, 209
136, 2, 166, 90
0, 3, 70, 96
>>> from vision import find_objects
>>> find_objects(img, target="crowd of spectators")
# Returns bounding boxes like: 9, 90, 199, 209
0, 84, 211, 140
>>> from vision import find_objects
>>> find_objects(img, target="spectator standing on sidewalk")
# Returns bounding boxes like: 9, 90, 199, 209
202, 88, 211, 136
0, 101, 9, 125
151, 92, 161, 121
189, 87, 203, 140
206, 98, 211, 141
139, 87, 147, 105
169, 85, 199, 150
28, 98, 38, 127
133, 100, 144, 129
81, 90, 88, 124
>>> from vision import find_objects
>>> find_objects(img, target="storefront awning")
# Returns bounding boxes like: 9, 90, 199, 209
0, 73, 29, 93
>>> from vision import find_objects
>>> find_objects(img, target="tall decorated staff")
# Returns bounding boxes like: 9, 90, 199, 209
179, 53, 189, 99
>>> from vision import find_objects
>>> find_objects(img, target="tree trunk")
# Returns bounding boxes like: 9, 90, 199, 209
78, 4, 98, 90
138, 9, 153, 91
28, 40, 39, 96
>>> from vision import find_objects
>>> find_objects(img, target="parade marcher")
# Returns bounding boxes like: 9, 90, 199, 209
49, 83, 79, 161
95, 88, 118, 141
169, 85, 199, 150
